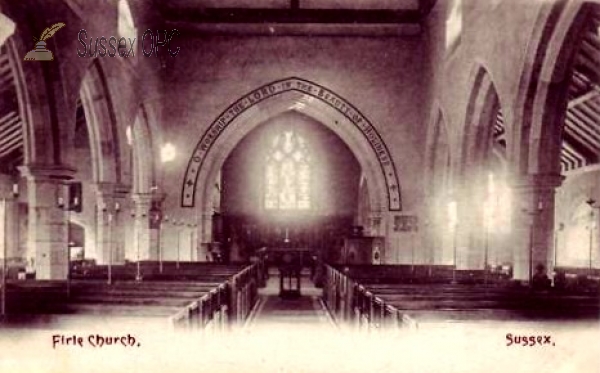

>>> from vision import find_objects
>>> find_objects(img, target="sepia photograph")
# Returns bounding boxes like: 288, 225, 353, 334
0, 0, 599, 372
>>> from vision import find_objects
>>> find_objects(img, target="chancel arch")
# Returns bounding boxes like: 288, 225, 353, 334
182, 78, 402, 212
186, 82, 400, 252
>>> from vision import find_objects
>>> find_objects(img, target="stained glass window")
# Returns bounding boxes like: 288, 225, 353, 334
264, 131, 311, 210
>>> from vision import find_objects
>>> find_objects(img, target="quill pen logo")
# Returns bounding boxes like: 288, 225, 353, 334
23, 22, 66, 61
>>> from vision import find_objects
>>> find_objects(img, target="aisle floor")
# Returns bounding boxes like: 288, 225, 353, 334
245, 273, 335, 330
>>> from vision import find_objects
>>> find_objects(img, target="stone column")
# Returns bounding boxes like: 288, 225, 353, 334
95, 183, 130, 265
454, 171, 488, 270
113, 190, 130, 263
511, 174, 563, 282
0, 179, 21, 268
427, 192, 454, 266
429, 199, 447, 265
19, 165, 75, 280
187, 222, 199, 262
131, 192, 164, 261
198, 211, 214, 262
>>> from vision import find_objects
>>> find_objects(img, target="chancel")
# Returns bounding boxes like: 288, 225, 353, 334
0, 0, 599, 371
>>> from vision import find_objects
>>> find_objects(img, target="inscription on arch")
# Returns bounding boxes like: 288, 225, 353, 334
181, 77, 402, 211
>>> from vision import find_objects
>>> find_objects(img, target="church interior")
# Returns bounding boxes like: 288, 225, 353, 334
1, 0, 600, 372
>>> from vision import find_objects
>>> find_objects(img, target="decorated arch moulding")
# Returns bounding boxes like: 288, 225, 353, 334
180, 77, 403, 212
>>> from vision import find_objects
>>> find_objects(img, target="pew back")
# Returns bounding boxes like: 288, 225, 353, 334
323, 264, 600, 331
3, 261, 265, 332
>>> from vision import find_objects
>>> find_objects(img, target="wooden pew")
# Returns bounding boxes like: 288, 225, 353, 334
332, 264, 508, 285
554, 266, 600, 292
322, 264, 600, 331
5, 280, 225, 330
71, 260, 264, 325
356, 284, 600, 328
70, 261, 249, 282
4, 260, 265, 331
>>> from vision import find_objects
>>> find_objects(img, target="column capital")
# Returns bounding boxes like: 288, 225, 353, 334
95, 182, 130, 202
131, 192, 153, 204
132, 191, 166, 204
199, 210, 215, 218
510, 173, 565, 190
18, 163, 76, 181
95, 182, 131, 198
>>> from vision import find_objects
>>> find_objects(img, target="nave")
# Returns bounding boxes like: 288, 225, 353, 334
2, 0, 600, 372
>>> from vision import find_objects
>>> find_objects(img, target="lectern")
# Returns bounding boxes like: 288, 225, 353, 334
278, 251, 302, 298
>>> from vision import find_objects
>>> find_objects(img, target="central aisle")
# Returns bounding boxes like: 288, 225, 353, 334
245, 273, 335, 330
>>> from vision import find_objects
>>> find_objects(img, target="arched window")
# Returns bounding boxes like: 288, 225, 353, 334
564, 202, 597, 267
0, 13, 16, 47
446, 0, 462, 51
264, 131, 311, 210
118, 0, 136, 42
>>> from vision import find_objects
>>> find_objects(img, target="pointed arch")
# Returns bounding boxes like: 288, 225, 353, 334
0, 3, 86, 168
118, 0, 136, 40
182, 79, 402, 244
460, 64, 504, 179
512, 0, 594, 176
131, 105, 156, 194
79, 59, 122, 184
181, 77, 402, 214
424, 103, 453, 263
450, 64, 509, 270
0, 12, 15, 47
425, 103, 452, 190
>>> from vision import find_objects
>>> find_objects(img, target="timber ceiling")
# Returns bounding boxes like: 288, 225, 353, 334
492, 6, 600, 173
0, 3, 598, 176
0, 45, 22, 175
561, 7, 600, 172
156, 0, 437, 36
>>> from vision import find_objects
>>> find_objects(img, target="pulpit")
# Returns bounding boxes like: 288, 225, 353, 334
341, 236, 385, 264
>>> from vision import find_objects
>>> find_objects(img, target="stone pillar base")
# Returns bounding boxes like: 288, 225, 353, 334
511, 174, 563, 282
19, 164, 76, 280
